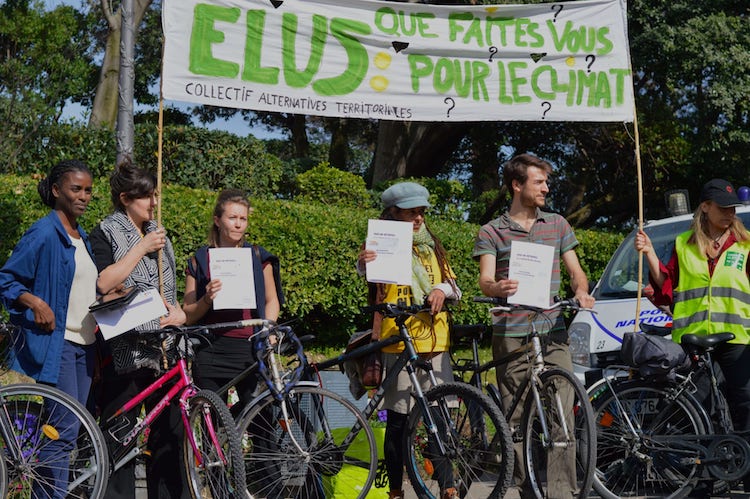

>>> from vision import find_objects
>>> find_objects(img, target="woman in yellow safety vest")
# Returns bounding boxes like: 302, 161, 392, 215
635, 178, 750, 491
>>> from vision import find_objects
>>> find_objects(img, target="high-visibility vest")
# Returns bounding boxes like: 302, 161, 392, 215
672, 230, 750, 345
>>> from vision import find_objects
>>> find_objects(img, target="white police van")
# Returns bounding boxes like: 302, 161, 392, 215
568, 193, 750, 386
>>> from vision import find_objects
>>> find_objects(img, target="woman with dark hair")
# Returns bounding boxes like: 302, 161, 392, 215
0, 159, 98, 498
357, 182, 462, 499
89, 159, 187, 499
183, 188, 283, 414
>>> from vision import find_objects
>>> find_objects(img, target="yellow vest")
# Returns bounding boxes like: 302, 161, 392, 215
672, 230, 750, 345
379, 250, 451, 354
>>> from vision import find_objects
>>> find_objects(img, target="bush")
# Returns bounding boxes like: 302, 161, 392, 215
295, 163, 372, 208
136, 126, 284, 198
0, 174, 623, 346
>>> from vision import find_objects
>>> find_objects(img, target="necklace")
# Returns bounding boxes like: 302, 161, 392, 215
711, 230, 727, 250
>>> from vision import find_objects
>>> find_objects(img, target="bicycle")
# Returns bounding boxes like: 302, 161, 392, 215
226, 319, 378, 499
99, 320, 254, 498
0, 322, 109, 499
452, 297, 596, 499
587, 324, 750, 498
261, 301, 515, 499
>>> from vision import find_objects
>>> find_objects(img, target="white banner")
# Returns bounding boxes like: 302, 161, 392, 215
162, 0, 634, 122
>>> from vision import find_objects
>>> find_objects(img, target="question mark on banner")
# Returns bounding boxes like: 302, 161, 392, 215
585, 54, 596, 73
541, 101, 552, 119
444, 97, 456, 118
551, 4, 563, 22
488, 46, 498, 62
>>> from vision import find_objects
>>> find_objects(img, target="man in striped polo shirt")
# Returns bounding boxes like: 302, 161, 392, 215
472, 153, 595, 499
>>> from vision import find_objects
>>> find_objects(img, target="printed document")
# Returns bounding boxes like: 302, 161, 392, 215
209, 247, 256, 310
92, 288, 168, 340
365, 219, 413, 285
508, 241, 554, 309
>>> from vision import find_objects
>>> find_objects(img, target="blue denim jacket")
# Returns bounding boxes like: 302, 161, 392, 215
0, 212, 95, 383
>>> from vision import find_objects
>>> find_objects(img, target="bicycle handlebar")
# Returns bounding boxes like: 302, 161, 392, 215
135, 318, 278, 338
361, 302, 432, 318
472, 296, 591, 313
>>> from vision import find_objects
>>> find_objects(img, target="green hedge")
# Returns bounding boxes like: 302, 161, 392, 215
0, 174, 624, 345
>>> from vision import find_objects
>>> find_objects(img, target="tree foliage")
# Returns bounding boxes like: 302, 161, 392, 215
0, 0, 97, 169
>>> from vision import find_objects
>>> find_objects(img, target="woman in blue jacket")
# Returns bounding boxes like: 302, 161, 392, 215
0, 159, 98, 498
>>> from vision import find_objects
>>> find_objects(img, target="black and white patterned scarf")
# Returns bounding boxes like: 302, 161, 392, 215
98, 211, 179, 372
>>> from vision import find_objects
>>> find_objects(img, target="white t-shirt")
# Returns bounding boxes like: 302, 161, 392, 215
65, 235, 98, 345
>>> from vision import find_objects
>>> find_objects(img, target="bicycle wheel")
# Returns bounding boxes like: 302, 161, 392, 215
238, 382, 377, 499
184, 389, 246, 498
0, 446, 7, 499
404, 381, 514, 499
590, 379, 706, 499
0, 382, 109, 499
522, 367, 596, 499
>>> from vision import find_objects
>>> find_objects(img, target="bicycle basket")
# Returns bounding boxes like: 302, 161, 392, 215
621, 331, 691, 380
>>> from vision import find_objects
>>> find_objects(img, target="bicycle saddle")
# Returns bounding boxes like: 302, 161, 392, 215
680, 332, 735, 350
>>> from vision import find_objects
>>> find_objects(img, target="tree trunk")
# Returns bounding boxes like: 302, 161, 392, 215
328, 118, 349, 169
286, 114, 310, 158
89, 28, 121, 128
89, 0, 152, 130
370, 121, 467, 185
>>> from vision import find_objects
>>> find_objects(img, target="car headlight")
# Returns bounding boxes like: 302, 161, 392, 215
568, 322, 592, 367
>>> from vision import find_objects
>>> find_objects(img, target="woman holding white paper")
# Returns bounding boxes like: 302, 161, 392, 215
183, 189, 284, 497
357, 181, 462, 499
183, 188, 282, 415
89, 159, 187, 499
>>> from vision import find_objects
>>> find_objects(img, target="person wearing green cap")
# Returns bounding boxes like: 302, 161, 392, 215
357, 181, 462, 499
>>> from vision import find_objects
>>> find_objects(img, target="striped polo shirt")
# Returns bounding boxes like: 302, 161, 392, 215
472, 209, 578, 337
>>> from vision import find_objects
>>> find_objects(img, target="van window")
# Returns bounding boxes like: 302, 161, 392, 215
596, 212, 750, 300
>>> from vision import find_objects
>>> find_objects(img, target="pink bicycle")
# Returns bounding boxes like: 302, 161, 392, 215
101, 319, 259, 498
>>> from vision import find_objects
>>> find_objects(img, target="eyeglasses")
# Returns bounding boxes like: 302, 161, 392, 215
395, 207, 426, 220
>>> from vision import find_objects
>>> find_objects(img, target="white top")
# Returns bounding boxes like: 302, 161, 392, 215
65, 235, 98, 345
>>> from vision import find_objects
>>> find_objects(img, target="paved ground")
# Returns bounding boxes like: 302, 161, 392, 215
137, 476, 750, 498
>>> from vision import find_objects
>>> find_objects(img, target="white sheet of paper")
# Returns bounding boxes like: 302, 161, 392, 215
209, 247, 256, 310
92, 288, 168, 340
365, 219, 413, 285
508, 241, 554, 309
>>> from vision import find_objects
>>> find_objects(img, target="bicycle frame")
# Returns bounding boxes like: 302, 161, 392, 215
455, 332, 561, 438
310, 310, 451, 457
104, 346, 223, 474
458, 299, 585, 447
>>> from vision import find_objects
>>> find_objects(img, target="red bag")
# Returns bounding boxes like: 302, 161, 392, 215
345, 329, 383, 390
360, 350, 383, 389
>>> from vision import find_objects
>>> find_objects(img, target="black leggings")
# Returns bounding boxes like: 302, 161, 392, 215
384, 409, 454, 491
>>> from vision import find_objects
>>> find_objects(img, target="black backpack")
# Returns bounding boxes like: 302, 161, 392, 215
621, 331, 692, 380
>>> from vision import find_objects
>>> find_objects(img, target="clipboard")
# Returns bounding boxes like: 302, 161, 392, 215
89, 287, 139, 313
91, 288, 168, 340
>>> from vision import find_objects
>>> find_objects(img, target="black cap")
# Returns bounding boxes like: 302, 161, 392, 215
699, 179, 742, 207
